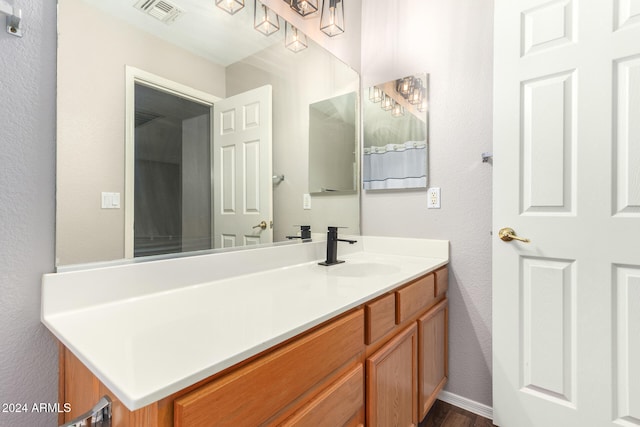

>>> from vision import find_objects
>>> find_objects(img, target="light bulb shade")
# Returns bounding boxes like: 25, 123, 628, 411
320, 0, 344, 37
418, 98, 428, 112
289, 0, 318, 16
216, 0, 245, 15
380, 93, 394, 111
396, 76, 414, 97
254, 0, 279, 36
369, 86, 382, 103
409, 80, 424, 105
285, 21, 308, 52
392, 103, 405, 117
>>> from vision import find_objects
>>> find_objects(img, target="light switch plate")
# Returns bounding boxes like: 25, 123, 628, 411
427, 187, 441, 209
303, 193, 311, 210
102, 192, 121, 209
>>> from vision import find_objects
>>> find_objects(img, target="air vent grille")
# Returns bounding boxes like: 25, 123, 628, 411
134, 0, 183, 24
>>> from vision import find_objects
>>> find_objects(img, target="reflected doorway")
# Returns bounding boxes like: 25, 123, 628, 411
125, 67, 220, 259
134, 84, 212, 257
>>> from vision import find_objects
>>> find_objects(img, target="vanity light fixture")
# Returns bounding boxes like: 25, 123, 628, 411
254, 0, 279, 36
369, 86, 382, 103
288, 0, 318, 17
285, 21, 308, 52
320, 0, 344, 37
391, 103, 404, 117
409, 79, 424, 105
418, 98, 428, 113
396, 76, 414, 97
380, 93, 394, 111
215, 0, 245, 15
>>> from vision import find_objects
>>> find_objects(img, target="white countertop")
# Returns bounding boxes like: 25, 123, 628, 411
42, 236, 448, 410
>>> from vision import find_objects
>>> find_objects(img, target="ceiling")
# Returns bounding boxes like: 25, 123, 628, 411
80, 0, 286, 66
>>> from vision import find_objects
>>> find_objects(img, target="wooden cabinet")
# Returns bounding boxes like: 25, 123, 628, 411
174, 309, 364, 427
59, 266, 448, 427
366, 266, 449, 426
366, 324, 418, 427
281, 364, 364, 427
418, 299, 448, 420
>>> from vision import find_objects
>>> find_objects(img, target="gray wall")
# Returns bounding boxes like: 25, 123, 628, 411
0, 1, 58, 426
361, 0, 494, 407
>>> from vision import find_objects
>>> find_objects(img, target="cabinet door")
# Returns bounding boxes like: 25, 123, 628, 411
366, 323, 418, 427
281, 364, 364, 427
417, 298, 448, 420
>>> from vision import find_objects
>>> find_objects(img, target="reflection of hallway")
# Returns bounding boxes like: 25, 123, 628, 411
134, 83, 212, 257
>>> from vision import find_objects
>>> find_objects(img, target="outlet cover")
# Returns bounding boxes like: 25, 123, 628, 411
427, 187, 441, 209
303, 193, 311, 210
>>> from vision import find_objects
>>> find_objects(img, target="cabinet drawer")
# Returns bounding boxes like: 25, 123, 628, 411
281, 364, 364, 427
174, 309, 364, 427
365, 293, 396, 344
395, 274, 436, 324
435, 266, 448, 297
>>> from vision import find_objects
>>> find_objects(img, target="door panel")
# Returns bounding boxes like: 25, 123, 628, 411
493, 1, 640, 426
213, 85, 273, 248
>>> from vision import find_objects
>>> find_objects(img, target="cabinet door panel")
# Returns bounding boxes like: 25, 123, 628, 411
418, 299, 448, 420
281, 364, 364, 427
366, 323, 418, 427
366, 293, 396, 344
174, 309, 364, 427
396, 274, 435, 324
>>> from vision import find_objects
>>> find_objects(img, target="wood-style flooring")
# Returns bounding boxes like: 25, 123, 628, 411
420, 400, 497, 427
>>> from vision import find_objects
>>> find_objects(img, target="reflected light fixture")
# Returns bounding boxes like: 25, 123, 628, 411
216, 0, 245, 15
285, 21, 308, 52
392, 103, 404, 117
409, 79, 424, 105
380, 93, 394, 111
369, 86, 382, 103
396, 76, 414, 97
320, 0, 344, 36
254, 0, 279, 36
289, 0, 318, 17
418, 98, 428, 113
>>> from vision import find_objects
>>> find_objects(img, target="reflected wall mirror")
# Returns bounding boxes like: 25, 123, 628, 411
309, 92, 358, 194
56, 0, 360, 267
363, 73, 428, 190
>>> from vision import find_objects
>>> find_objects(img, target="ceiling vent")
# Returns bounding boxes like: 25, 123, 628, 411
134, 0, 183, 24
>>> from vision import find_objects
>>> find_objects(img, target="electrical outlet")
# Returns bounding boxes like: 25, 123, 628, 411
303, 193, 311, 210
427, 187, 441, 209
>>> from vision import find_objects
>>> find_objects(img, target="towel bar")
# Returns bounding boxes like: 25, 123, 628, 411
60, 396, 111, 427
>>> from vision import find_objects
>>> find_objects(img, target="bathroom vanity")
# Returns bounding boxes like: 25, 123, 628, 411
43, 237, 448, 426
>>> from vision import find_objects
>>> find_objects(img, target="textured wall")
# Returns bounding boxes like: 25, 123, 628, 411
361, 0, 495, 407
0, 1, 59, 426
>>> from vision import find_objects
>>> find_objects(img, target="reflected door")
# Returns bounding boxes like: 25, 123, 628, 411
493, 1, 640, 426
213, 85, 273, 248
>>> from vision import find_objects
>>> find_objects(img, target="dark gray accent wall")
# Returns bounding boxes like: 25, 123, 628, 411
0, 1, 58, 425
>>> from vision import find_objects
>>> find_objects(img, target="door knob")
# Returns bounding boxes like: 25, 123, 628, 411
498, 227, 530, 243
253, 220, 267, 230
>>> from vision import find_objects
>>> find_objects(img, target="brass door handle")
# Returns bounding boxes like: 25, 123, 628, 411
498, 227, 530, 243
253, 221, 267, 230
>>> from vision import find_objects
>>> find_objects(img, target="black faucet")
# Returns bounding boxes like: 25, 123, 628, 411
319, 226, 357, 266
286, 225, 312, 241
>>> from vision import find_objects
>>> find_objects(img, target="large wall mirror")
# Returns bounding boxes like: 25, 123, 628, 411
363, 73, 428, 190
56, 0, 360, 267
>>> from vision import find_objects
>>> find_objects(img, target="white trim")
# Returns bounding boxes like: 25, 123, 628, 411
437, 390, 494, 421
124, 66, 220, 259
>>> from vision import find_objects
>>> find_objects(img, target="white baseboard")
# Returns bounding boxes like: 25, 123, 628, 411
437, 390, 494, 420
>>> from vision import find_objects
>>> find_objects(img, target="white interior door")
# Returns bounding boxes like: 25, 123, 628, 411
213, 85, 273, 248
493, 1, 640, 426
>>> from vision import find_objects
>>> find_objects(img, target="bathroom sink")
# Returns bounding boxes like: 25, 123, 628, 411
326, 262, 402, 278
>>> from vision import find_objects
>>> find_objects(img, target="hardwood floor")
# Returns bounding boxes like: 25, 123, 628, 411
420, 400, 497, 427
